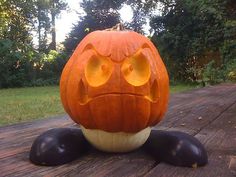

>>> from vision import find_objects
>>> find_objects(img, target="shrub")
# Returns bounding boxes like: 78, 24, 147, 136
225, 59, 236, 81
0, 39, 67, 88
201, 61, 223, 85
0, 39, 29, 88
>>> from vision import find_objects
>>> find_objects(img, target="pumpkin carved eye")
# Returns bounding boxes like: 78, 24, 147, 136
85, 55, 113, 87
121, 51, 151, 86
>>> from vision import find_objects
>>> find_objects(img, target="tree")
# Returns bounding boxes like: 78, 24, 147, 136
36, 0, 51, 52
150, 0, 236, 81
0, 0, 36, 45
0, 0, 37, 87
125, 3, 146, 34
0, 0, 68, 88
49, 0, 67, 50
63, 0, 167, 54
36, 0, 67, 52
63, 0, 125, 54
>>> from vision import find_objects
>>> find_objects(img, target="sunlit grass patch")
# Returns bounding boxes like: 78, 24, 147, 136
0, 86, 65, 126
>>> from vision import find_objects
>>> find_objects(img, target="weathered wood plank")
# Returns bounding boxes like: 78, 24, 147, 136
38, 150, 156, 177
159, 84, 236, 130
0, 115, 73, 138
145, 99, 236, 177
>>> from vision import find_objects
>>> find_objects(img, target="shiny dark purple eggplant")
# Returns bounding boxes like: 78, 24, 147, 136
30, 128, 89, 166
143, 130, 208, 167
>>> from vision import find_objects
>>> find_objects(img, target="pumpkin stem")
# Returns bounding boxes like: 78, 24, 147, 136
105, 23, 125, 31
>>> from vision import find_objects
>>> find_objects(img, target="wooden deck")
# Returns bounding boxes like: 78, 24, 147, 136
1, 84, 236, 177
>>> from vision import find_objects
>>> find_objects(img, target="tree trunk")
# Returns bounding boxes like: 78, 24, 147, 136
51, 0, 56, 50
38, 7, 41, 51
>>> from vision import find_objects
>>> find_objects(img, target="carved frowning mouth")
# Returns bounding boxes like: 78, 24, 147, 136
78, 80, 159, 105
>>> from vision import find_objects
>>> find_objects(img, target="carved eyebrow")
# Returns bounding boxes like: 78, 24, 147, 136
82, 43, 123, 64
127, 44, 150, 58
109, 44, 151, 63
109, 49, 145, 64
124, 43, 151, 57
83, 43, 151, 63
141, 43, 150, 49
82, 43, 111, 57
82, 43, 95, 52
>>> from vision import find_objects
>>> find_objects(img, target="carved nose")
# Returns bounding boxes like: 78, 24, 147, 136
146, 80, 159, 102
78, 80, 90, 105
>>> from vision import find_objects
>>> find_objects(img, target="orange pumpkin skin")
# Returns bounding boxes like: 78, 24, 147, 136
60, 30, 169, 133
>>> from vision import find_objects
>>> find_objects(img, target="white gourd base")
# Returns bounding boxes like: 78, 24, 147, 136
81, 126, 151, 153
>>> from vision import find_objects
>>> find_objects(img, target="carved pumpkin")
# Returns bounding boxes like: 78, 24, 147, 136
60, 24, 169, 152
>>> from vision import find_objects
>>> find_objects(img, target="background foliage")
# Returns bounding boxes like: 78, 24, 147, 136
0, 0, 235, 88
150, 0, 236, 85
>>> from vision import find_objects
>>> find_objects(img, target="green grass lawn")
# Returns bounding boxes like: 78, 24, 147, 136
0, 86, 65, 126
0, 84, 199, 126
170, 83, 200, 93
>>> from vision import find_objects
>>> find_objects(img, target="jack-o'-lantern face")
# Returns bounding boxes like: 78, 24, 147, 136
60, 30, 169, 133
